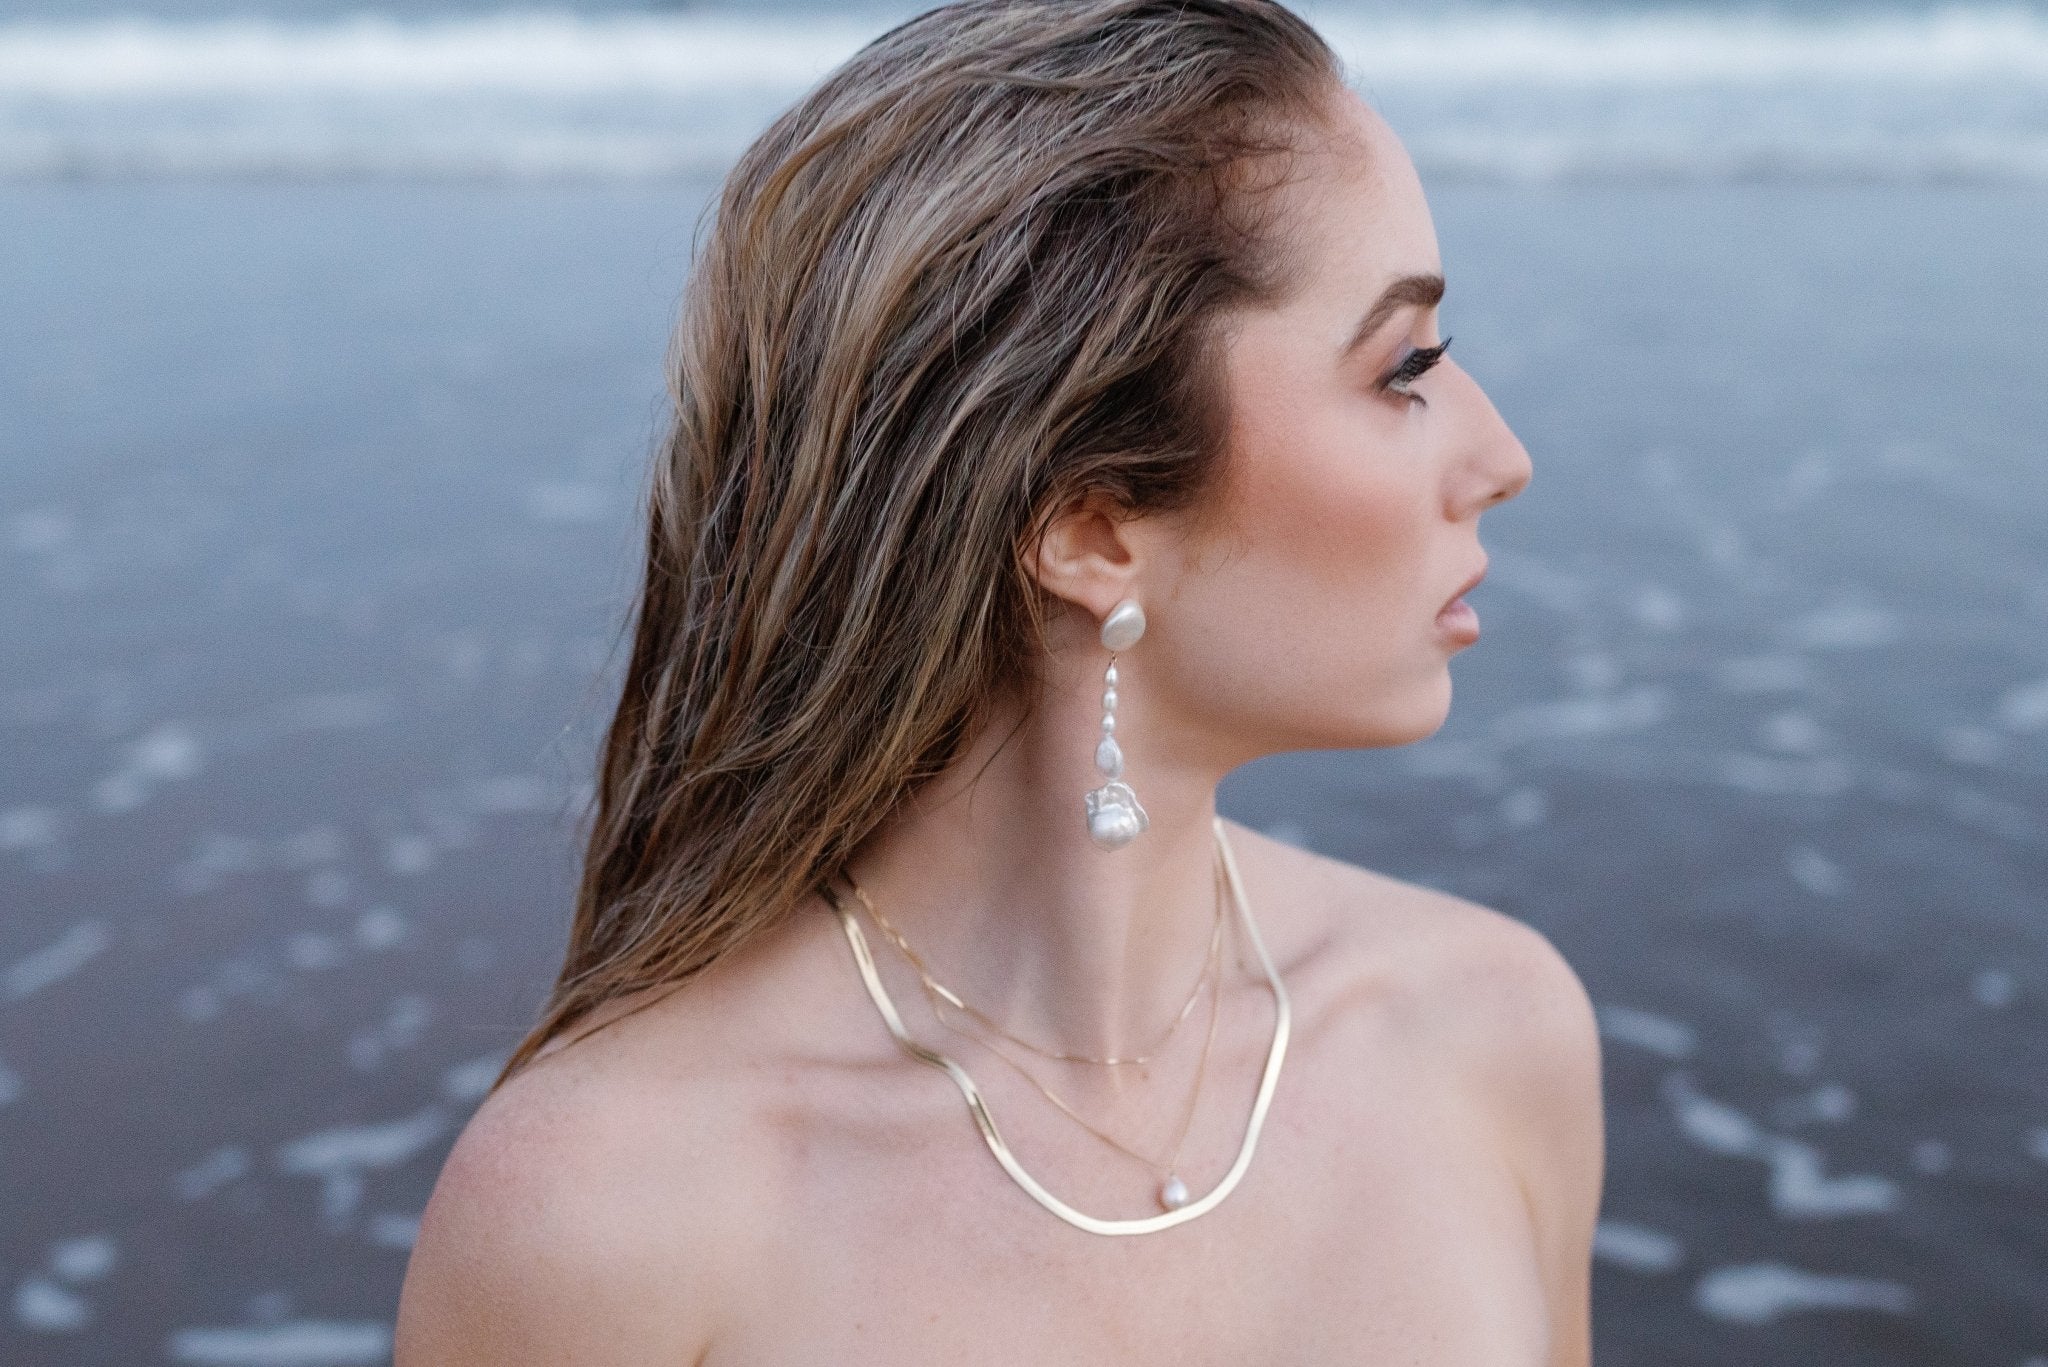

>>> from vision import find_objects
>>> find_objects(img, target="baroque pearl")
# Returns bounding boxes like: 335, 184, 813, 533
1085, 781, 1148, 849
1099, 600, 1146, 652
1088, 804, 1143, 850
1159, 1175, 1190, 1210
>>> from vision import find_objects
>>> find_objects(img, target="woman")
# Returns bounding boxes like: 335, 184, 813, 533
397, 1, 1599, 1362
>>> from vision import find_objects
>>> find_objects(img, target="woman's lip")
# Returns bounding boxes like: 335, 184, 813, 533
1443, 563, 1488, 613
1437, 596, 1480, 641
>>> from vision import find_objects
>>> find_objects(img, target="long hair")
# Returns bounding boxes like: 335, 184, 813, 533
491, 0, 1341, 1092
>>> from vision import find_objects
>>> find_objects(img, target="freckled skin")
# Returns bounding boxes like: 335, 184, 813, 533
397, 90, 1600, 1367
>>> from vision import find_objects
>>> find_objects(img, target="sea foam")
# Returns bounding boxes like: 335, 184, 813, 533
2, 6, 2045, 180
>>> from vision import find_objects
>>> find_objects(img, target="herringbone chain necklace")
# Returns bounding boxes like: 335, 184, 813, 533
846, 851, 1226, 1206
822, 817, 1292, 1234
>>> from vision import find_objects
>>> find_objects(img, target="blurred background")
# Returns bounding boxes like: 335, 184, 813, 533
3, 0, 2045, 1363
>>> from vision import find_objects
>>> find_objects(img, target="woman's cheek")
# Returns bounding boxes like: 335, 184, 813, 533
1276, 425, 1431, 600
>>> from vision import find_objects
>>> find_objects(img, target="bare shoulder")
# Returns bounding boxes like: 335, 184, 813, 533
1221, 817, 1599, 1086
1221, 818, 1602, 1364
394, 988, 764, 1366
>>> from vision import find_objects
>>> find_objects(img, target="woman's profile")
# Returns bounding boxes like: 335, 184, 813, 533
395, 0, 1600, 1361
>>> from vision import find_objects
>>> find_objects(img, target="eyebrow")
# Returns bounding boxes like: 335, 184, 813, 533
1341, 273, 1445, 356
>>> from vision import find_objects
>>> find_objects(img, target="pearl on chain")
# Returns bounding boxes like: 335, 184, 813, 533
1159, 1175, 1190, 1210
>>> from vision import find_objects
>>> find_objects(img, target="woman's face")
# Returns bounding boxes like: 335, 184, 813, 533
1150, 89, 1532, 760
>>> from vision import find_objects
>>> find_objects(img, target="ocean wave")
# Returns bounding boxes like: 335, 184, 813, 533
3, 6, 2047, 181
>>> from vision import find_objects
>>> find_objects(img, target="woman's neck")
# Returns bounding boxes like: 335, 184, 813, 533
839, 674, 1236, 1066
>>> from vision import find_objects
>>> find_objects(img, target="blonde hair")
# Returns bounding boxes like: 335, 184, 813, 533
492, 0, 1340, 1092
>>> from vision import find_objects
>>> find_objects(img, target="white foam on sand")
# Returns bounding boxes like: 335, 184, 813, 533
1596, 1004, 1698, 1061
1943, 786, 2043, 845
1776, 603, 1905, 652
4, 920, 111, 1000
166, 1320, 392, 1366
175, 1145, 252, 1202
0, 805, 63, 854
1694, 1262, 1915, 1325
170, 833, 263, 896
1760, 710, 1828, 756
1785, 845, 1851, 897
1629, 583, 1686, 632
441, 1053, 507, 1104
91, 722, 205, 813
1997, 676, 2048, 732
13, 1274, 90, 1332
1971, 969, 2017, 1009
1773, 1082, 1857, 1128
346, 994, 433, 1071
1660, 1073, 1900, 1220
275, 1106, 449, 1228
380, 833, 435, 876
1593, 1221, 1684, 1274
353, 906, 408, 951
466, 774, 550, 815
9, 507, 76, 553
365, 1212, 421, 1250
48, 1235, 117, 1284
1497, 788, 1548, 829
1941, 725, 2010, 766
285, 933, 345, 972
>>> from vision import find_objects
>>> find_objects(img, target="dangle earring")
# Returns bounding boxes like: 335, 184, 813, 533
1085, 598, 1149, 850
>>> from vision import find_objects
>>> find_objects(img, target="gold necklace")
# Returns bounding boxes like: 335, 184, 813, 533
846, 850, 1225, 1067
848, 853, 1227, 1208
821, 816, 1291, 1237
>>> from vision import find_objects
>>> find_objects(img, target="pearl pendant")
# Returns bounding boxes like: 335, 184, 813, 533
1159, 1174, 1190, 1210
1085, 780, 1148, 849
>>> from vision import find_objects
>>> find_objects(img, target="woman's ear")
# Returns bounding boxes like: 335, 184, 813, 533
1024, 493, 1142, 624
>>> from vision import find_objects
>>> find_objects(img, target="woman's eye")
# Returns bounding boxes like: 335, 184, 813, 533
1380, 335, 1453, 406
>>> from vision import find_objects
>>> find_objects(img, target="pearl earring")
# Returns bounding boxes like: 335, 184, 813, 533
1085, 599, 1149, 850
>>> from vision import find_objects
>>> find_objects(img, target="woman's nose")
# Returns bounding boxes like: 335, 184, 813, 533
1453, 374, 1532, 517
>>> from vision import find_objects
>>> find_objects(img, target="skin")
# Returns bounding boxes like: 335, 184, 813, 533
396, 88, 1599, 1366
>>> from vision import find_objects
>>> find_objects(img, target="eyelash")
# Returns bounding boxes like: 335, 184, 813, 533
1381, 335, 1453, 406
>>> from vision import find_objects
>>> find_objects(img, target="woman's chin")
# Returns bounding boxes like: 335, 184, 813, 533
1322, 678, 1455, 750
1385, 673, 1457, 745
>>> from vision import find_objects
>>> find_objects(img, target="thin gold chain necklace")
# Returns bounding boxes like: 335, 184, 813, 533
821, 815, 1291, 1237
847, 852, 1227, 1207
846, 846, 1226, 1067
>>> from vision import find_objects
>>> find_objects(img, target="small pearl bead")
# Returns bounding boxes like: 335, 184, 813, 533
1102, 687, 1117, 708
1105, 664, 1118, 685
1101, 714, 1115, 733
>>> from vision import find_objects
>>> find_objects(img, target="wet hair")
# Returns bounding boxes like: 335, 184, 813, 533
492, 0, 1341, 1090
